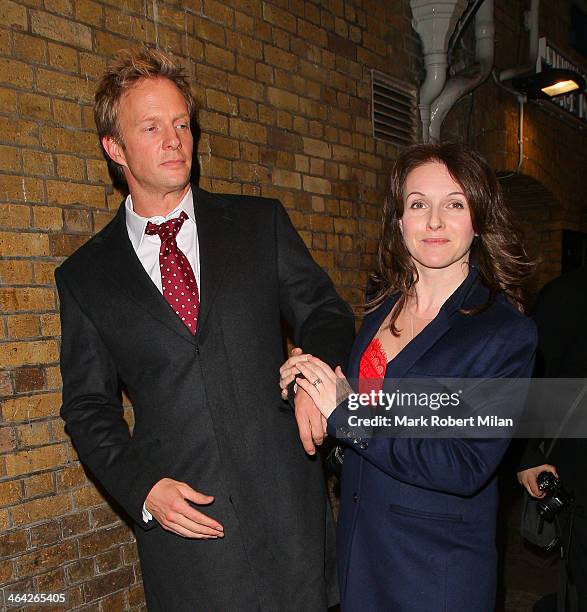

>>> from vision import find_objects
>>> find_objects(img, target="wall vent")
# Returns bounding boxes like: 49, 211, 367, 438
371, 70, 417, 147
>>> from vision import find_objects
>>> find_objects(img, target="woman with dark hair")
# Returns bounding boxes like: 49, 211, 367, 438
280, 142, 537, 611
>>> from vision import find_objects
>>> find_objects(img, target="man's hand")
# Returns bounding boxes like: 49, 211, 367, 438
517, 464, 558, 498
280, 347, 326, 455
294, 387, 327, 455
145, 478, 224, 538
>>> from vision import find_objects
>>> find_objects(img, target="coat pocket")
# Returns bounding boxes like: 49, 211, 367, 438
388, 503, 463, 523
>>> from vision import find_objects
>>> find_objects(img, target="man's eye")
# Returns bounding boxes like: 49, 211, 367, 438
176, 123, 189, 130
145, 126, 156, 132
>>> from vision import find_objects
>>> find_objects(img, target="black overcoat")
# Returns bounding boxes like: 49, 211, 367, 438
56, 186, 355, 611
519, 266, 587, 507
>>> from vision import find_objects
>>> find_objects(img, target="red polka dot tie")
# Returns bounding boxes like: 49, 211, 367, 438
145, 211, 200, 334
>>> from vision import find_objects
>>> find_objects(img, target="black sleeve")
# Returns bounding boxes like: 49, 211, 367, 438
517, 439, 549, 471
56, 268, 170, 529
274, 200, 355, 370
516, 281, 559, 471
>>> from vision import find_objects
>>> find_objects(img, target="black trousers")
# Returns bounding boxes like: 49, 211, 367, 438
533, 508, 587, 612
560, 508, 587, 612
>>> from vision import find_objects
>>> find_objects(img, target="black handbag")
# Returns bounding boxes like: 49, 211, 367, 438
520, 487, 559, 551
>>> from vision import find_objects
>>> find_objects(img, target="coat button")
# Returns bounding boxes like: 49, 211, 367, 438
195, 346, 200, 355
352, 492, 358, 503
359, 441, 368, 450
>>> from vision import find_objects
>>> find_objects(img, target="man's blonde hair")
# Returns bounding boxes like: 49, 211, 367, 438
94, 47, 196, 184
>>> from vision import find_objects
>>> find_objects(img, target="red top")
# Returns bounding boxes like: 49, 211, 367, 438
359, 337, 387, 394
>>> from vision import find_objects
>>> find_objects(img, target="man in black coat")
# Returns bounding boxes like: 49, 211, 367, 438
57, 48, 354, 611
518, 266, 587, 611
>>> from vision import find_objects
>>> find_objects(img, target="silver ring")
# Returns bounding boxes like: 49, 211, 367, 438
312, 378, 322, 388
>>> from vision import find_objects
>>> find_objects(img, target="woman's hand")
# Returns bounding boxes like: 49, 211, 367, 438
294, 356, 351, 419
280, 348, 326, 455
279, 347, 312, 400
517, 464, 558, 498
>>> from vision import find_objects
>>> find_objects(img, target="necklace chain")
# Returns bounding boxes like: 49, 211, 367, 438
407, 306, 436, 341
381, 303, 437, 349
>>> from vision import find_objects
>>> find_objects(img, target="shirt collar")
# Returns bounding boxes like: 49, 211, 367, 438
125, 188, 196, 252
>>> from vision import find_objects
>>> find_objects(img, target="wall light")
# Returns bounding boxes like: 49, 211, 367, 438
512, 68, 586, 99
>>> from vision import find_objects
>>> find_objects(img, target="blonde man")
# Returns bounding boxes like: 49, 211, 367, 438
57, 48, 353, 610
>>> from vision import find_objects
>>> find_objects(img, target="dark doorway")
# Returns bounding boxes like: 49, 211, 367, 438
562, 229, 587, 273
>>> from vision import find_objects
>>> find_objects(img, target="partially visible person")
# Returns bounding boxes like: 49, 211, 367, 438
281, 143, 537, 611
518, 266, 587, 612
57, 48, 354, 611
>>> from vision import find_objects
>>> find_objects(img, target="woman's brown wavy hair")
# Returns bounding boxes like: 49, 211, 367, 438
367, 142, 534, 334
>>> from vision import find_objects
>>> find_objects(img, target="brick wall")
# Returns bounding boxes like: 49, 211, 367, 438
0, 0, 419, 608
443, 0, 587, 288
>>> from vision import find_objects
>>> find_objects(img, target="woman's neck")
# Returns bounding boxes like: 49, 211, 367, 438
408, 258, 470, 316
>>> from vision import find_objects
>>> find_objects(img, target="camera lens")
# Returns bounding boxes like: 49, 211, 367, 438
537, 471, 557, 492
534, 471, 573, 523
536, 495, 565, 523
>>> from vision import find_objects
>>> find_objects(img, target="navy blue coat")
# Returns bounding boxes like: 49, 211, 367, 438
327, 266, 537, 612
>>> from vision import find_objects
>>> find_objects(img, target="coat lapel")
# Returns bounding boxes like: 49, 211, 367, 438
87, 186, 237, 344
386, 309, 451, 378
89, 202, 198, 345
350, 266, 484, 380
191, 187, 236, 333
389, 265, 483, 378
348, 294, 398, 379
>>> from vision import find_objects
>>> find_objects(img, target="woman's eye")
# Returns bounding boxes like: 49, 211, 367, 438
448, 201, 465, 209
410, 200, 425, 209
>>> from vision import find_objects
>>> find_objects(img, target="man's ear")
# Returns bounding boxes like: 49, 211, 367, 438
102, 136, 127, 168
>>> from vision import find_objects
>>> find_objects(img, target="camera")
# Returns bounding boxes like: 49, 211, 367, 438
536, 471, 574, 522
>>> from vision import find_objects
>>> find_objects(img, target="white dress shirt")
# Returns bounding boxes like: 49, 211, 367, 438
125, 187, 201, 523
125, 188, 201, 292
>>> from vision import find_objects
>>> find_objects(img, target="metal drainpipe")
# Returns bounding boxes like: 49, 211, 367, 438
410, 0, 469, 142
429, 0, 495, 142
499, 0, 540, 82
494, 0, 539, 176
419, 54, 449, 143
